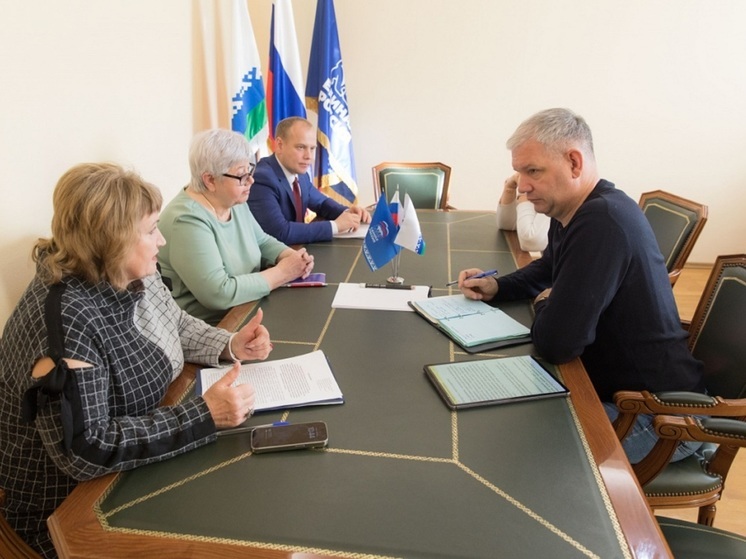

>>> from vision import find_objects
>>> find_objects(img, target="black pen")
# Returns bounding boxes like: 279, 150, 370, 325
363, 283, 414, 290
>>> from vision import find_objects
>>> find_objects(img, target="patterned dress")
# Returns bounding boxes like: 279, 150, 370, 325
0, 272, 231, 557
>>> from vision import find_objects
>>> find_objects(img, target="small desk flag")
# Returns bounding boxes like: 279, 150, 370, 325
363, 195, 401, 271
305, 0, 358, 205
394, 194, 426, 255
268, 0, 306, 142
389, 191, 400, 227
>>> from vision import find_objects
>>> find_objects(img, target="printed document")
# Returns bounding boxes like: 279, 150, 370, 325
197, 350, 343, 412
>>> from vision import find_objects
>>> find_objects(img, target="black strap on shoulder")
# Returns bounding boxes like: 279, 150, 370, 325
45, 283, 66, 362
21, 283, 74, 449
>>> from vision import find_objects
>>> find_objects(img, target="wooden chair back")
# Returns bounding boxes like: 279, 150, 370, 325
372, 162, 452, 210
688, 254, 746, 399
639, 190, 708, 286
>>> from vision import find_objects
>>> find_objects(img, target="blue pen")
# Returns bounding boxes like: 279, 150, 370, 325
217, 420, 290, 437
445, 269, 498, 287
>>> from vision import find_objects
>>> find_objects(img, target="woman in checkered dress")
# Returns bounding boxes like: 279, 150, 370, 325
0, 163, 273, 557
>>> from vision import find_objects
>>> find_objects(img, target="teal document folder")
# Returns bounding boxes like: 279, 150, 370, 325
410, 294, 531, 353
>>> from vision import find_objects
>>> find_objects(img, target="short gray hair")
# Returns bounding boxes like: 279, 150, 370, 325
506, 108, 595, 158
189, 129, 253, 192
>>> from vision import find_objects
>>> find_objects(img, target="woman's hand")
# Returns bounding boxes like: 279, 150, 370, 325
276, 248, 315, 280
203, 361, 256, 429
229, 308, 273, 361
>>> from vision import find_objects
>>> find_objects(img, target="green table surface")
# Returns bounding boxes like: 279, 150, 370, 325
57, 212, 652, 558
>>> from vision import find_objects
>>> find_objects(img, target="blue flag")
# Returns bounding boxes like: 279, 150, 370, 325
305, 0, 358, 205
363, 195, 400, 271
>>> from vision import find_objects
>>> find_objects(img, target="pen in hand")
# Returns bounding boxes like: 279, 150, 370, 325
445, 269, 498, 287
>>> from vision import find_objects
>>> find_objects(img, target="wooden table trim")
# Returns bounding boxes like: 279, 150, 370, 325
559, 359, 673, 558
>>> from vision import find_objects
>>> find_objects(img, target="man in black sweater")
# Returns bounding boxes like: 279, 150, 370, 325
458, 108, 704, 463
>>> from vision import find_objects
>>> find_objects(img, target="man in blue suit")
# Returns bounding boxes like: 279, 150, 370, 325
250, 117, 370, 244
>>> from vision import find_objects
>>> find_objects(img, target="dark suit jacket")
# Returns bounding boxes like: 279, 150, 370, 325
249, 155, 347, 244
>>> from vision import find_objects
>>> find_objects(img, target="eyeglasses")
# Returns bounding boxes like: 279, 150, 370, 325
222, 163, 256, 185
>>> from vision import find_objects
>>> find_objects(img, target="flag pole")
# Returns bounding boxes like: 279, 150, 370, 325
387, 185, 404, 284
387, 252, 403, 284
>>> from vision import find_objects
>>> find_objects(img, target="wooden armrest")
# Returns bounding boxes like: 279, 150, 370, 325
653, 415, 746, 482
654, 416, 746, 445
626, 415, 746, 486
614, 390, 746, 416
612, 390, 746, 442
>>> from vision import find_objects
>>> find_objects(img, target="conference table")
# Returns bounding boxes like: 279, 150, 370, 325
48, 211, 672, 558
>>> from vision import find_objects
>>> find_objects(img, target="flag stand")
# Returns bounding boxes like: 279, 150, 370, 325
387, 252, 404, 284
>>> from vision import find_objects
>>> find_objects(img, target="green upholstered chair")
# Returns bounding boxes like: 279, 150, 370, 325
639, 190, 708, 286
613, 254, 746, 526
0, 489, 42, 559
658, 516, 746, 559
372, 162, 453, 210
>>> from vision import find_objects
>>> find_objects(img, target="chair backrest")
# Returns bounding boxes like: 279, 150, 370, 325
658, 517, 746, 559
687, 254, 746, 399
639, 190, 708, 275
372, 162, 452, 210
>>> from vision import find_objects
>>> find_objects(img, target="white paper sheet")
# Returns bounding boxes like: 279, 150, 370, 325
333, 222, 369, 239
331, 282, 430, 311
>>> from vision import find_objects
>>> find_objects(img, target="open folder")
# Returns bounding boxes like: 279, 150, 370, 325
409, 294, 531, 353
424, 355, 569, 410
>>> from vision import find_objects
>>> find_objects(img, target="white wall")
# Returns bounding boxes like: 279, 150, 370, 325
2, 0, 745, 330
0, 0, 193, 330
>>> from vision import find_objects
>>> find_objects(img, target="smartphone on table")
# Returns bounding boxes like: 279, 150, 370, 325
250, 421, 328, 453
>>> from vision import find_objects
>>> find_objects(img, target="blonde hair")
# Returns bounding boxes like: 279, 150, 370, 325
34, 162, 162, 289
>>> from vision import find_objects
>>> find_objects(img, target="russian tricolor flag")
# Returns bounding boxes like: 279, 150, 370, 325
267, 0, 306, 142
